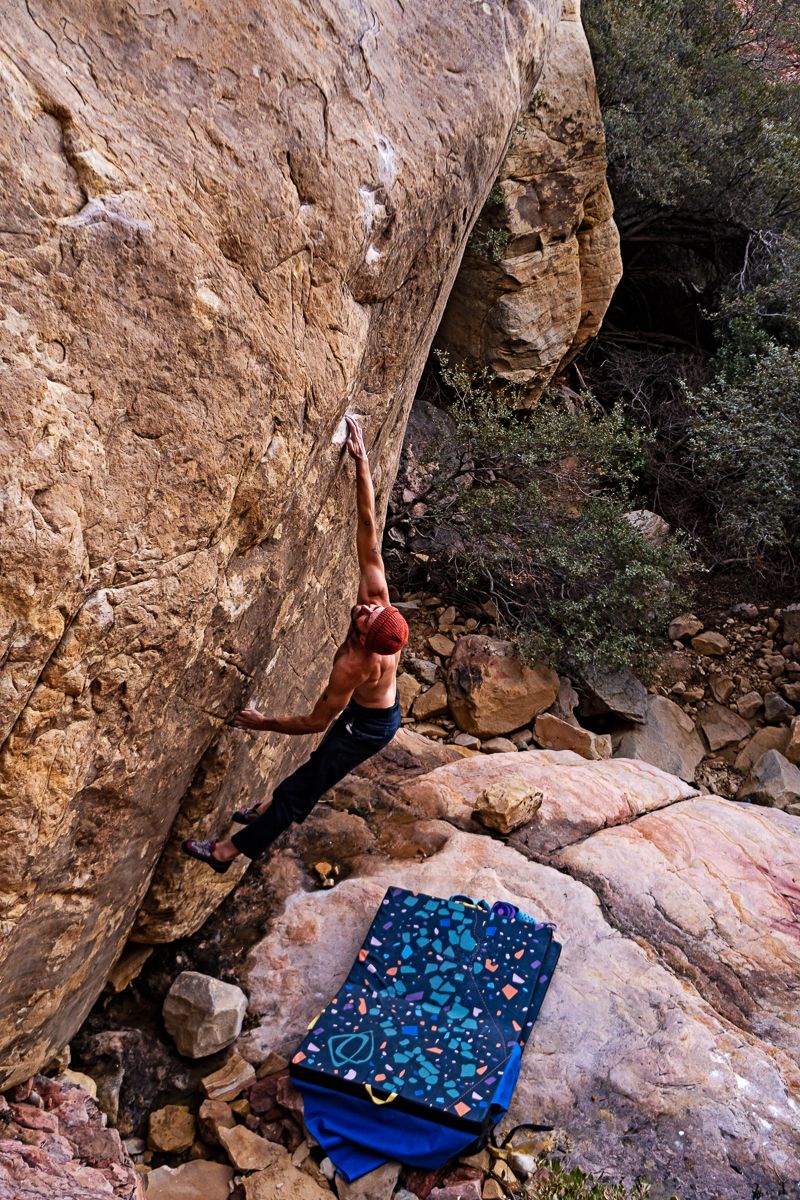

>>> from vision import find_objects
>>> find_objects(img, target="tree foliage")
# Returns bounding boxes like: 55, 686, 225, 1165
389, 356, 693, 676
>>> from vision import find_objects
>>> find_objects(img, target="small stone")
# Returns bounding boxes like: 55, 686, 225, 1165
453, 732, 481, 749
624, 509, 670, 543
683, 685, 706, 702
668, 614, 704, 641
438, 606, 457, 630
781, 603, 800, 643
256, 1051, 289, 1079
765, 691, 795, 722
784, 682, 800, 703
163, 971, 248, 1058
736, 691, 763, 720
397, 672, 422, 716
785, 717, 800, 765
428, 633, 456, 657
691, 631, 730, 656
148, 1105, 196, 1153
509, 728, 534, 750
412, 681, 449, 720
579, 667, 648, 723
483, 1182, 505, 1200
413, 722, 449, 739
219, 1123, 282, 1170
406, 656, 438, 686
473, 776, 543, 833
201, 1052, 256, 1101
732, 603, 758, 620
230, 1098, 250, 1116
464, 618, 479, 632
481, 736, 518, 754
430, 1182, 482, 1200
765, 653, 786, 677
709, 675, 735, 704
336, 1160, 401, 1199
197, 1099, 236, 1144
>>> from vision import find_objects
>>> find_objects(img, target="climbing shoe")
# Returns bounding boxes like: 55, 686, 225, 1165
182, 838, 231, 873
232, 804, 262, 824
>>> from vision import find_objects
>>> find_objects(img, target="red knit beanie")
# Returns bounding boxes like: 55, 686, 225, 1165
363, 606, 409, 655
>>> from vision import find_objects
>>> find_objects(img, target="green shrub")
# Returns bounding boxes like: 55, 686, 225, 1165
392, 355, 693, 676
685, 339, 800, 561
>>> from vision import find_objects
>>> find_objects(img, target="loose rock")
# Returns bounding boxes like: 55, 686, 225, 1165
691, 632, 731, 656
786, 717, 800, 765
412, 681, 449, 721
197, 1099, 235, 1145
697, 703, 751, 752
428, 634, 456, 658
764, 691, 795, 723
534, 713, 612, 761
481, 737, 519, 754
668, 614, 704, 641
737, 750, 800, 810
736, 691, 763, 720
396, 672, 422, 716
614, 696, 705, 783
218, 1123, 282, 1170
163, 971, 247, 1059
579, 667, 648, 723
734, 726, 790, 772
144, 1160, 233, 1200
473, 777, 544, 833
147, 1105, 196, 1153
201, 1053, 256, 1102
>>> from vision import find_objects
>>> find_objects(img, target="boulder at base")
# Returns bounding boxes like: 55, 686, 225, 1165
446, 637, 558, 736
613, 695, 705, 782
240, 812, 800, 1200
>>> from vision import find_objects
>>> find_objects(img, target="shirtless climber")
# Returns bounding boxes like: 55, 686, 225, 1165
182, 414, 408, 873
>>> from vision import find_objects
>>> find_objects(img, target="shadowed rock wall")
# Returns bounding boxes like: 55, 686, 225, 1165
0, 0, 567, 1085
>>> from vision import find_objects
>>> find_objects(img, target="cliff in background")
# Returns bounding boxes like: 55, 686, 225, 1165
436, 0, 622, 400
0, 0, 622, 1086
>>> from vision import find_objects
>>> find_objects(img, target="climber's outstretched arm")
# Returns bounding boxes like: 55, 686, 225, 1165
232, 656, 363, 736
345, 414, 390, 607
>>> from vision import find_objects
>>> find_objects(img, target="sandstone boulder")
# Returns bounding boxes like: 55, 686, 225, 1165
0, 0, 567, 1085
534, 713, 611, 760
435, 0, 622, 400
396, 673, 422, 717
697, 702, 751, 752
613, 695, 705, 782
446, 637, 558, 736
473, 777, 544, 833
241, 818, 800, 1199
396, 750, 695, 859
243, 1162, 333, 1200
736, 750, 800, 811
163, 971, 247, 1058
578, 667, 647, 723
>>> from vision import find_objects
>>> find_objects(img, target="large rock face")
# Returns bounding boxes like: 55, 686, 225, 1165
0, 0, 569, 1084
435, 0, 622, 399
238, 753, 800, 1200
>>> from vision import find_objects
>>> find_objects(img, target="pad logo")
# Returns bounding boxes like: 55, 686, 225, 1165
328, 1031, 375, 1068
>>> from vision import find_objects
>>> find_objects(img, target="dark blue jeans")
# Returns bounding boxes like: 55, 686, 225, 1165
231, 696, 401, 860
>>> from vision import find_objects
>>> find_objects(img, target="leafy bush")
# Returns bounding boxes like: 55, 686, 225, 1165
390, 355, 693, 675
686, 338, 800, 562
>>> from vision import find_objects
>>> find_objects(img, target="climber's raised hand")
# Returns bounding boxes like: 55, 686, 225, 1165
345, 414, 368, 462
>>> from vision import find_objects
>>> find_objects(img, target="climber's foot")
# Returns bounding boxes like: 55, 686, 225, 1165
232, 804, 263, 824
182, 838, 232, 873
